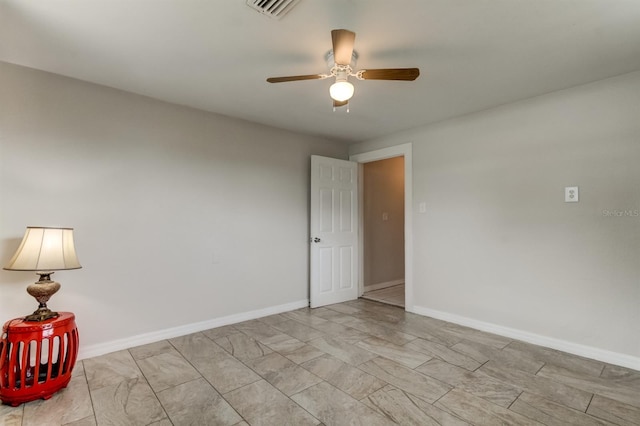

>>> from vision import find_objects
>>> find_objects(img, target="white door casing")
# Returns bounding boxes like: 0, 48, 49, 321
350, 143, 413, 312
309, 155, 358, 308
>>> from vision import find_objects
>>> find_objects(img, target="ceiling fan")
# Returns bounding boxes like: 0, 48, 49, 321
266, 29, 420, 109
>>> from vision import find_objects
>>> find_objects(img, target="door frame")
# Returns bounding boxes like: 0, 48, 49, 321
349, 143, 413, 312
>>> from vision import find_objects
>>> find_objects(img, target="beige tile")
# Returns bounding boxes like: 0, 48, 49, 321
291, 381, 395, 426
170, 332, 225, 359
272, 319, 326, 342
73, 360, 85, 377
136, 351, 201, 392
436, 388, 542, 425
510, 392, 615, 426
90, 377, 166, 425
415, 358, 473, 384
351, 311, 406, 331
359, 357, 451, 403
202, 324, 239, 341
451, 339, 544, 374
416, 359, 521, 408
356, 337, 431, 368
225, 380, 320, 426
308, 336, 378, 366
301, 354, 387, 400
537, 363, 640, 409
128, 340, 175, 360
587, 394, 640, 426
215, 332, 273, 361
171, 332, 261, 394
257, 313, 290, 326
304, 321, 371, 344
282, 309, 330, 328
362, 385, 471, 426
342, 317, 416, 346
22, 375, 93, 426
157, 378, 241, 425
399, 316, 463, 346
362, 285, 405, 307
346, 300, 406, 321
280, 343, 325, 364
63, 415, 96, 426
308, 307, 355, 323
407, 338, 482, 371
419, 321, 512, 350
0, 404, 23, 426
245, 352, 322, 396
148, 420, 173, 426
83, 350, 143, 391
265, 336, 306, 353
600, 364, 640, 383
325, 303, 362, 315
446, 325, 512, 350
233, 320, 293, 346
505, 340, 605, 377
479, 361, 593, 411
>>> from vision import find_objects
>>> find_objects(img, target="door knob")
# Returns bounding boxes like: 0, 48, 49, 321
313, 237, 321, 243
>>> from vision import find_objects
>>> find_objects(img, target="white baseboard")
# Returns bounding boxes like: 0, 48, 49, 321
364, 279, 404, 292
412, 305, 640, 372
78, 299, 309, 360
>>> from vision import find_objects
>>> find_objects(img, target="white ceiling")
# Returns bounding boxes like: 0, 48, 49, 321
2, 0, 640, 143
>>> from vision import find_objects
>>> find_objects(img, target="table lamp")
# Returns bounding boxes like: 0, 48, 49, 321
3, 227, 81, 322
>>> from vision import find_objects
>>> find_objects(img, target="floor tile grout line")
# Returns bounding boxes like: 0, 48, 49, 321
78, 360, 98, 425
129, 348, 174, 425
583, 393, 596, 414
597, 362, 606, 378
506, 390, 524, 410
218, 329, 330, 423
164, 336, 255, 424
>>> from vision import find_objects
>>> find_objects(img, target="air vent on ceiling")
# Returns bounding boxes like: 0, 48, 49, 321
246, 0, 301, 19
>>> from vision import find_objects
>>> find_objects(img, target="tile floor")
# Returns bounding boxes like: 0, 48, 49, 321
1, 299, 639, 425
362, 284, 405, 308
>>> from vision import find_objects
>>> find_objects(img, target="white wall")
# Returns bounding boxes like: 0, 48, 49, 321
0, 62, 347, 356
350, 71, 640, 368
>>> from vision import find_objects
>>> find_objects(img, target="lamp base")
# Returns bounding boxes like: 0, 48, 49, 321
25, 307, 59, 322
25, 273, 61, 322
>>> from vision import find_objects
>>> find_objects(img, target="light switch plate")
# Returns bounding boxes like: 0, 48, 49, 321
565, 186, 579, 202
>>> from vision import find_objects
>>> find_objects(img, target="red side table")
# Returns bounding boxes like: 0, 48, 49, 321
0, 312, 79, 406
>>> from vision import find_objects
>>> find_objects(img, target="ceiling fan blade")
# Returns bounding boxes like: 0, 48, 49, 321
267, 74, 325, 83
333, 99, 348, 108
359, 68, 420, 81
331, 29, 356, 65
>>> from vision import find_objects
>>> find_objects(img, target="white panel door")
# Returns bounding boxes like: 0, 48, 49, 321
310, 155, 358, 308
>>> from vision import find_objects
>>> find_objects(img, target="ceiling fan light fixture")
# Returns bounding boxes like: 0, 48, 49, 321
329, 80, 354, 102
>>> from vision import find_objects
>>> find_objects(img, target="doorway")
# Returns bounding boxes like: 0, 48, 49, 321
350, 143, 414, 311
360, 157, 405, 307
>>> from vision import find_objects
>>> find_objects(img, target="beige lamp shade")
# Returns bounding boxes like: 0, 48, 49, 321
4, 227, 82, 272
